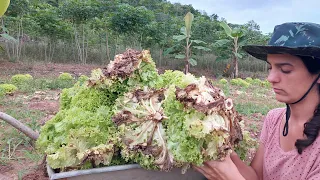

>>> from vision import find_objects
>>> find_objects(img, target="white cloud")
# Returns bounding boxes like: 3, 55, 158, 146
168, 0, 320, 34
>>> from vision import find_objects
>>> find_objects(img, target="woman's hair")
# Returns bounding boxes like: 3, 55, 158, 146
295, 55, 320, 154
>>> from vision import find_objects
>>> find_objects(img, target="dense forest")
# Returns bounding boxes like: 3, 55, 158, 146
0, 0, 270, 77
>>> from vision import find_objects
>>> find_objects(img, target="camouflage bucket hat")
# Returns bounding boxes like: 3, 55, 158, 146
242, 22, 320, 60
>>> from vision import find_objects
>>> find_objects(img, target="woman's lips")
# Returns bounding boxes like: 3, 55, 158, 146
273, 88, 283, 93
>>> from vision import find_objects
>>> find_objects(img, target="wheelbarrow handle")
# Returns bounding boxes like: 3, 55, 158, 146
0, 112, 39, 140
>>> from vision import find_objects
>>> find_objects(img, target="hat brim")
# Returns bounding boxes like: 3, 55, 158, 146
242, 45, 320, 61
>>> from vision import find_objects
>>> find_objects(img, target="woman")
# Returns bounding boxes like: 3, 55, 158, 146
195, 22, 320, 180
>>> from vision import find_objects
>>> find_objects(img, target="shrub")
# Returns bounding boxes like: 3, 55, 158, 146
58, 73, 73, 81
219, 78, 228, 85
0, 84, 18, 94
78, 75, 89, 84
237, 78, 250, 88
252, 78, 262, 85
231, 78, 250, 88
261, 80, 271, 88
11, 74, 33, 85
25, 74, 33, 79
230, 79, 239, 85
245, 77, 253, 84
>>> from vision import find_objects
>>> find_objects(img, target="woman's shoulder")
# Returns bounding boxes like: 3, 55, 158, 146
263, 107, 286, 127
259, 107, 285, 145
265, 107, 286, 120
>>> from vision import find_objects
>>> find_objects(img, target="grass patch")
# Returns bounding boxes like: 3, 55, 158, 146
235, 101, 283, 116
1, 76, 76, 94
248, 123, 259, 133
0, 95, 45, 165
18, 169, 28, 180
22, 149, 43, 162
16, 78, 75, 93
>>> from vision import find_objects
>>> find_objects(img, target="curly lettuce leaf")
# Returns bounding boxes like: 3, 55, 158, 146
158, 70, 198, 88
37, 105, 118, 169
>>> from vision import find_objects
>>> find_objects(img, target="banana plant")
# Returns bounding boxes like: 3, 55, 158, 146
213, 22, 246, 78
0, 0, 17, 52
164, 12, 210, 74
0, 0, 10, 17
0, 26, 17, 51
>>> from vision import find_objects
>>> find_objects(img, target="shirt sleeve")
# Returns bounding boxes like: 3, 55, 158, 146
259, 108, 282, 145
259, 111, 272, 145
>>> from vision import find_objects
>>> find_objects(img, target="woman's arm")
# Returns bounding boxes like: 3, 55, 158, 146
231, 144, 265, 180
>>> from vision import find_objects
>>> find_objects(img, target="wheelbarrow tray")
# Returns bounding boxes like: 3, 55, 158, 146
47, 164, 206, 180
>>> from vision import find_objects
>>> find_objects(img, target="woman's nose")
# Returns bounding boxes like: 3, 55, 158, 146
267, 70, 280, 83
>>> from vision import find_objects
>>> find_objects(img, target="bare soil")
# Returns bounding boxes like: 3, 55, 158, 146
21, 163, 48, 180
0, 146, 41, 180
0, 60, 101, 79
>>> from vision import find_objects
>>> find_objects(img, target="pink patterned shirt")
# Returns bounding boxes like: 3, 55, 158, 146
260, 108, 320, 180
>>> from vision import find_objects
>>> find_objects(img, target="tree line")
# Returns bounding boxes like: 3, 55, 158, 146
0, 0, 271, 77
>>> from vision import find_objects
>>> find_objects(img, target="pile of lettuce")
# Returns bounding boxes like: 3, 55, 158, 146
36, 49, 250, 172
36, 49, 160, 170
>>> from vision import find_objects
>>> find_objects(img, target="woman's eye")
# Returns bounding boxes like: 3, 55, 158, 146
281, 69, 291, 74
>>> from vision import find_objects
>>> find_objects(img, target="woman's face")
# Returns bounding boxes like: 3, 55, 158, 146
267, 54, 320, 103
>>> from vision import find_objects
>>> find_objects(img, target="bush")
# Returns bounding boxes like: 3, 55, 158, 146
219, 78, 228, 85
0, 84, 18, 94
230, 79, 239, 85
261, 80, 271, 88
11, 74, 33, 85
58, 73, 73, 81
231, 78, 250, 88
252, 78, 262, 85
25, 74, 33, 79
77, 75, 89, 85
237, 78, 250, 88
245, 77, 253, 84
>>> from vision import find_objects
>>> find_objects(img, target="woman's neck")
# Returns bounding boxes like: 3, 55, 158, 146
289, 90, 320, 124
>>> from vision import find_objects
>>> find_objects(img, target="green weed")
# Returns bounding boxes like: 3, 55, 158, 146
22, 150, 43, 162
235, 101, 282, 116
13, 78, 75, 93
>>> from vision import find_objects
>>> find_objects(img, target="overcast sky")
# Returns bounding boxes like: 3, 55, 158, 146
168, 0, 320, 34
